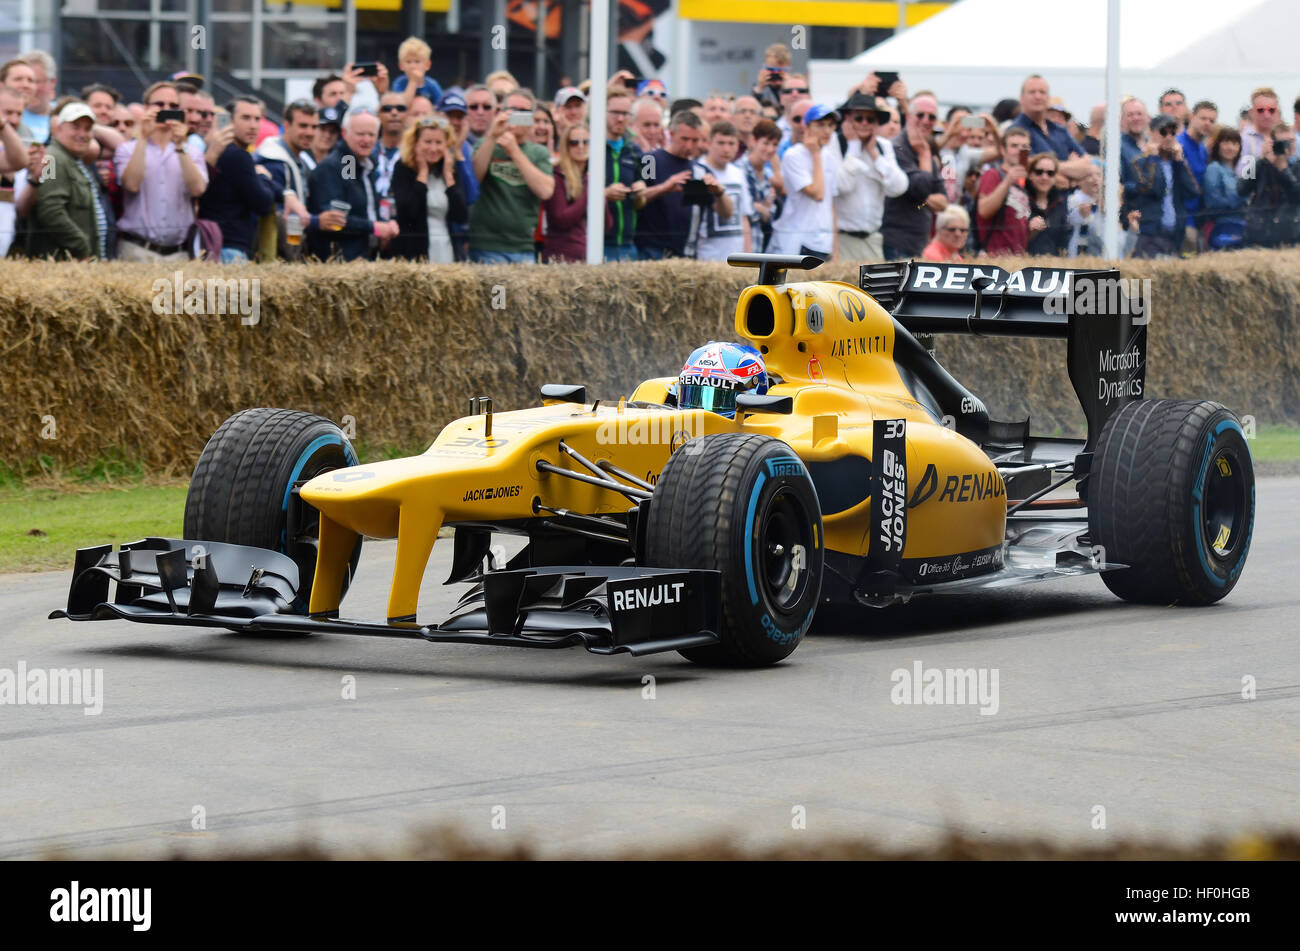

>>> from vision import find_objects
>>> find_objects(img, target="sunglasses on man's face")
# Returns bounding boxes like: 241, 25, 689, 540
782, 87, 808, 95
467, 103, 495, 111
850, 112, 879, 123
569, 138, 590, 147
1256, 106, 1277, 114
1031, 167, 1057, 176
380, 104, 408, 113
914, 111, 937, 121
190, 109, 213, 118
114, 119, 135, 129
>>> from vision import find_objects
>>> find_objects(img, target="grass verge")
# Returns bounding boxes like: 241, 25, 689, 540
0, 482, 187, 573
1250, 424, 1300, 464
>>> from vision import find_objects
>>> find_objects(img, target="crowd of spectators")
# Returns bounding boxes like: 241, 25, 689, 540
2, 37, 1298, 264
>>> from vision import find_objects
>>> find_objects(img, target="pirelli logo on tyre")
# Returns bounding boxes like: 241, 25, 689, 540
461, 484, 522, 502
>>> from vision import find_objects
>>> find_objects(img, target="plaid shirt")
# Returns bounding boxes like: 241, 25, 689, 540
741, 157, 778, 251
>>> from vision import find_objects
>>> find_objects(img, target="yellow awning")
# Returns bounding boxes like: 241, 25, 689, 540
268, 0, 451, 11
678, 0, 949, 28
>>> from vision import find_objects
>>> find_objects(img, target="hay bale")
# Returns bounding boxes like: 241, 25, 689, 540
2, 251, 1297, 474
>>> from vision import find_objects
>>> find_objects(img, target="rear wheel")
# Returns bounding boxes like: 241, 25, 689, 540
1088, 399, 1254, 605
644, 434, 823, 666
183, 407, 361, 612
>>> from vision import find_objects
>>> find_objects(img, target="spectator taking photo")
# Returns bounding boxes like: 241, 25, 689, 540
833, 91, 906, 263
770, 103, 840, 261
469, 88, 554, 263
113, 80, 207, 262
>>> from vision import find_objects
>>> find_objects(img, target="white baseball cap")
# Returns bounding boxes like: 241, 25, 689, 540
554, 86, 587, 105
57, 102, 96, 125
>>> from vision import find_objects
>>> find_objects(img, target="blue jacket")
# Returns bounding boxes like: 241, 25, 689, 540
1202, 161, 1245, 217
1176, 130, 1209, 217
1120, 132, 1143, 203
448, 140, 478, 243
306, 143, 379, 261
392, 74, 445, 106
1128, 154, 1199, 236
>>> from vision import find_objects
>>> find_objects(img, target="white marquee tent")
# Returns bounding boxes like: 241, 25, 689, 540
810, 0, 1300, 118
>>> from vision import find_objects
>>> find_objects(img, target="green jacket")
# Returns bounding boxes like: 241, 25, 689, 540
28, 139, 101, 259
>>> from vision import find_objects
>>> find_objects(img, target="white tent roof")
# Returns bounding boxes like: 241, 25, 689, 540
810, 0, 1300, 117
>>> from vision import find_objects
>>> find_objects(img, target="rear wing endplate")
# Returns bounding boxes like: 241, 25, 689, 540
860, 261, 1148, 452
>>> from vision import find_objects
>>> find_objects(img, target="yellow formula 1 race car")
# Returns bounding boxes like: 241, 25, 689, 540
53, 255, 1256, 667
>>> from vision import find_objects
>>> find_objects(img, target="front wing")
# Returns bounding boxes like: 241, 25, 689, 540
49, 537, 721, 657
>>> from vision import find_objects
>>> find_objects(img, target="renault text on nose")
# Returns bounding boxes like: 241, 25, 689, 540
610, 581, 686, 612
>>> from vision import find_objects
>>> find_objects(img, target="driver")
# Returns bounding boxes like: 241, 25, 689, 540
675, 342, 770, 418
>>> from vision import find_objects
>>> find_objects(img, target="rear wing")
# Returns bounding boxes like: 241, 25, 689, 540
860, 261, 1148, 453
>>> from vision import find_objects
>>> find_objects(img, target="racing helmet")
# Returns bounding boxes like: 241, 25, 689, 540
677, 342, 769, 418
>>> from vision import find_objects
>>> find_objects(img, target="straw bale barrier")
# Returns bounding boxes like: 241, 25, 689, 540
2, 250, 1297, 474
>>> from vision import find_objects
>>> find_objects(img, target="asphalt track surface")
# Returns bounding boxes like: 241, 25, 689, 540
2, 478, 1297, 859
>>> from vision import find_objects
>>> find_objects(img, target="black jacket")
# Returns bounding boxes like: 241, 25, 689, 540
197, 143, 276, 254
306, 143, 379, 261
882, 133, 946, 256
1238, 157, 1300, 247
1026, 189, 1070, 256
604, 137, 643, 246
1129, 153, 1200, 237
384, 159, 468, 260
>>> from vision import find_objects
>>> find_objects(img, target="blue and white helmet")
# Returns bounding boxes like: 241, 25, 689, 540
677, 341, 769, 418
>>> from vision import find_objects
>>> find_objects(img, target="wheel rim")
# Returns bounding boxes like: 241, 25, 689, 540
759, 489, 814, 611
284, 446, 357, 605
1201, 446, 1248, 561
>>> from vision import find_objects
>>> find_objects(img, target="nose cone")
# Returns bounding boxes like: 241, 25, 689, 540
300, 458, 435, 538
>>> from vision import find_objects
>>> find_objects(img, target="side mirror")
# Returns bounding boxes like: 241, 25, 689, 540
736, 393, 793, 415
540, 383, 586, 404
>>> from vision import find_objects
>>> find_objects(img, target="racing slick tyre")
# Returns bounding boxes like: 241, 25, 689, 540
183, 407, 362, 614
644, 433, 823, 666
1088, 399, 1254, 605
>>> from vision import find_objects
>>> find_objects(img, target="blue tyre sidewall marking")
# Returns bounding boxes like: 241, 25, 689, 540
279, 433, 351, 553
1191, 419, 1253, 587
744, 472, 767, 605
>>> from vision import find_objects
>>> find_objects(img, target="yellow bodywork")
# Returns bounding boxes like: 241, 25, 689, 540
300, 279, 1005, 621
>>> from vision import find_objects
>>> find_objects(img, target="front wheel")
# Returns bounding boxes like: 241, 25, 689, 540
644, 434, 824, 666
183, 407, 362, 612
1088, 399, 1254, 605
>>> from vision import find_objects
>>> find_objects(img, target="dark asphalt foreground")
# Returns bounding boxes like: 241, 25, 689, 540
0, 479, 1296, 860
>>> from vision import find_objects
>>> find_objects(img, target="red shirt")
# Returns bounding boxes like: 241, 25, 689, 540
922, 238, 963, 261
977, 166, 1031, 255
